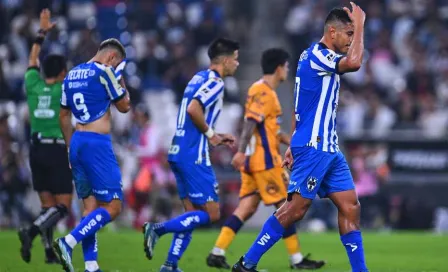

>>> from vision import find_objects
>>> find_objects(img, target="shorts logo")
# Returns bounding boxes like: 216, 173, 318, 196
189, 193, 203, 198
306, 176, 317, 192
266, 180, 279, 195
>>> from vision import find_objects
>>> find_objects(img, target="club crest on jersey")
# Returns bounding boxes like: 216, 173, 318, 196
306, 176, 318, 192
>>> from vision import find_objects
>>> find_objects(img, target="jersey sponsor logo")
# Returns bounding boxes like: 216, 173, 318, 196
180, 215, 200, 227
68, 81, 88, 89
257, 233, 271, 246
34, 96, 55, 118
37, 96, 51, 108
79, 218, 97, 235
306, 176, 318, 192
67, 69, 94, 80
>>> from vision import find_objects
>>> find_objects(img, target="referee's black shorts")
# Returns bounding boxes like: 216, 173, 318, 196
29, 134, 73, 195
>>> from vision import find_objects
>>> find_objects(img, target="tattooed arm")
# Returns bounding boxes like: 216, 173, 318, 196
231, 119, 257, 170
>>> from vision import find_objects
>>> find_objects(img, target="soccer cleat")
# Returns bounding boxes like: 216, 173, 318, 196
232, 257, 258, 272
18, 228, 32, 263
45, 248, 60, 264
52, 238, 74, 272
142, 222, 159, 260
290, 254, 326, 270
84, 270, 103, 272
160, 264, 184, 272
45, 255, 61, 264
206, 253, 231, 269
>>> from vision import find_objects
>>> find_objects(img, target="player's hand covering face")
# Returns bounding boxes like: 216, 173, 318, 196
333, 2, 365, 54
106, 52, 124, 69
224, 50, 239, 76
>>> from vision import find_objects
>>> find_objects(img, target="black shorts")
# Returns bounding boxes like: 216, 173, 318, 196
29, 139, 73, 195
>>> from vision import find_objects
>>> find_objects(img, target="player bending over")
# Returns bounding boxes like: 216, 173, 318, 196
207, 48, 325, 270
53, 38, 130, 272
19, 9, 72, 265
142, 38, 239, 272
233, 3, 368, 272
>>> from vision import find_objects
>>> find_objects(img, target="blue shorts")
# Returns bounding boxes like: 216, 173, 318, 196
288, 146, 354, 199
70, 131, 123, 202
169, 161, 219, 205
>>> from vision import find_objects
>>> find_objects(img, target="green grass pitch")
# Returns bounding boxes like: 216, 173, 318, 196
0, 230, 446, 272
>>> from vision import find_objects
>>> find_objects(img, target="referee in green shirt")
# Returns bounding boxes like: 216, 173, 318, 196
18, 9, 73, 265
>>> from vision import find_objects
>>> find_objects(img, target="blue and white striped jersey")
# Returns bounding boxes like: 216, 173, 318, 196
291, 42, 343, 153
168, 69, 224, 165
61, 62, 125, 124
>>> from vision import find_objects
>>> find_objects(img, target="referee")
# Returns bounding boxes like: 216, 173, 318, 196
18, 9, 73, 264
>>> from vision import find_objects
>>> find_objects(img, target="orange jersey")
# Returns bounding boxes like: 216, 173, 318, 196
243, 80, 282, 172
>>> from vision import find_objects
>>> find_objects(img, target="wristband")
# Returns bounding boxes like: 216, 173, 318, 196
38, 29, 47, 35
34, 36, 45, 45
205, 127, 214, 139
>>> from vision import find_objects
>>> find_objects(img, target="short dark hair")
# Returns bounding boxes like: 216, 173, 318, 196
325, 8, 352, 28
261, 48, 290, 75
43, 54, 67, 78
99, 38, 126, 58
207, 38, 240, 61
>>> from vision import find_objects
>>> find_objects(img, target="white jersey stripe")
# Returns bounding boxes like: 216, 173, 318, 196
310, 60, 327, 72
310, 75, 331, 148
312, 44, 337, 69
197, 134, 204, 164
323, 77, 337, 152
330, 77, 340, 152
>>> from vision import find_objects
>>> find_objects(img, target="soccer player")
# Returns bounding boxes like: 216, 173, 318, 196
233, 3, 368, 272
18, 9, 72, 265
142, 38, 240, 272
206, 48, 325, 270
53, 38, 130, 272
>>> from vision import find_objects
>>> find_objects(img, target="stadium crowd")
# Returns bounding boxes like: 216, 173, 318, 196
0, 0, 447, 230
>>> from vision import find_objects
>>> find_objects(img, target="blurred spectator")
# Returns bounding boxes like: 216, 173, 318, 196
0, 115, 32, 227
285, 0, 448, 139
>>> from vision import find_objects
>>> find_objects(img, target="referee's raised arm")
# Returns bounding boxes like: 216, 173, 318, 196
28, 9, 55, 69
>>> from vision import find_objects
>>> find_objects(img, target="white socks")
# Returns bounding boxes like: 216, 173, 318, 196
212, 247, 226, 256
64, 234, 77, 248
85, 261, 99, 272
290, 252, 304, 264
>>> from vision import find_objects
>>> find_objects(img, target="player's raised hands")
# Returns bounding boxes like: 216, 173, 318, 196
40, 9, 56, 32
343, 2, 365, 28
